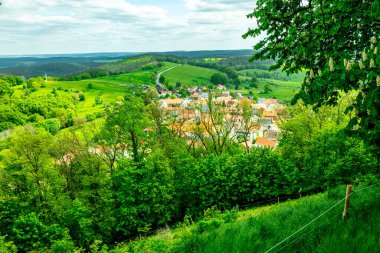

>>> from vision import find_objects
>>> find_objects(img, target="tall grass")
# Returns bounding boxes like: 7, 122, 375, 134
118, 182, 379, 253
175, 184, 380, 253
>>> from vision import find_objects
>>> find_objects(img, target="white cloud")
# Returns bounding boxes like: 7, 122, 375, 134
0, 0, 259, 55
184, 0, 255, 12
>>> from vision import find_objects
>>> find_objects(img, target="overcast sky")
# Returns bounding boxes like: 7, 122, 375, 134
0, 0, 260, 55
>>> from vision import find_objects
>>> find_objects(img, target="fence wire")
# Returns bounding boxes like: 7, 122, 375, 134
264, 182, 380, 253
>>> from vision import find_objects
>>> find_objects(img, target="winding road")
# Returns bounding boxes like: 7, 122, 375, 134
156, 64, 182, 86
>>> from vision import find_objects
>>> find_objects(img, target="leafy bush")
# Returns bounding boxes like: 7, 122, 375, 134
11, 213, 71, 252
222, 207, 239, 223
196, 219, 224, 234
37, 118, 61, 134
0, 236, 17, 253
50, 239, 76, 253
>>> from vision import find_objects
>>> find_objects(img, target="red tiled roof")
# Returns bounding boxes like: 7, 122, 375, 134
263, 98, 279, 105
255, 137, 277, 148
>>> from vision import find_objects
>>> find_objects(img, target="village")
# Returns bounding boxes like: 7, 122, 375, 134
156, 83, 282, 150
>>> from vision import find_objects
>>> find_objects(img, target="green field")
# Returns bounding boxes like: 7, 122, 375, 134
237, 68, 305, 102
257, 79, 301, 101
236, 79, 302, 102
117, 182, 380, 253
238, 68, 305, 82
99, 62, 178, 84
163, 64, 222, 87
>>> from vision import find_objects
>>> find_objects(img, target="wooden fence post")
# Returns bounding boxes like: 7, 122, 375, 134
342, 184, 352, 220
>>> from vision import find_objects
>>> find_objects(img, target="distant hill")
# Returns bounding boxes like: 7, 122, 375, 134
0, 50, 252, 67
159, 49, 253, 59
0, 55, 127, 68
0, 50, 254, 78
0, 62, 98, 78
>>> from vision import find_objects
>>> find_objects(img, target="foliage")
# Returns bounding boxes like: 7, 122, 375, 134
263, 83, 271, 93
12, 212, 71, 252
26, 77, 44, 90
0, 80, 13, 96
114, 152, 176, 238
36, 118, 61, 134
210, 73, 228, 85
0, 236, 17, 253
244, 0, 380, 147
101, 95, 149, 163
0, 75, 24, 86
0, 84, 77, 132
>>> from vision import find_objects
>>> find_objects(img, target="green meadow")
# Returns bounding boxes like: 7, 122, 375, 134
239, 68, 305, 81
162, 64, 222, 87
238, 69, 305, 102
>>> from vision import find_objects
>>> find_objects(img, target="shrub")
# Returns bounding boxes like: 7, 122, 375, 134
222, 207, 239, 223
36, 118, 61, 134
11, 213, 70, 252
0, 236, 17, 253
196, 219, 224, 234
50, 239, 76, 253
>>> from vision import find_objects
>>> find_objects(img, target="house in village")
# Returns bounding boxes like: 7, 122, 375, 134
160, 98, 185, 108
188, 86, 202, 93
251, 104, 266, 116
196, 98, 209, 112
159, 90, 172, 98
265, 130, 280, 140
157, 91, 283, 150
160, 98, 193, 116
254, 137, 277, 148
156, 84, 167, 93
236, 127, 262, 149
215, 95, 232, 106
234, 92, 244, 99
191, 91, 208, 99
216, 84, 227, 90
260, 98, 279, 109
219, 91, 230, 97
262, 111, 279, 122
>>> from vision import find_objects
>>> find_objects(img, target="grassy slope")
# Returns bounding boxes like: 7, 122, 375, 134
115, 182, 380, 253
238, 69, 305, 102
239, 69, 305, 82
163, 64, 221, 87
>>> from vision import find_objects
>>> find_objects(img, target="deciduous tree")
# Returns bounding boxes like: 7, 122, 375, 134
244, 0, 380, 147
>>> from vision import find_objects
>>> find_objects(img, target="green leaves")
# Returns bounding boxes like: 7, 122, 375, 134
11, 213, 72, 252
244, 0, 380, 147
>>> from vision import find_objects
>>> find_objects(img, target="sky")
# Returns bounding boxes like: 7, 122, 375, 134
0, 0, 260, 55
